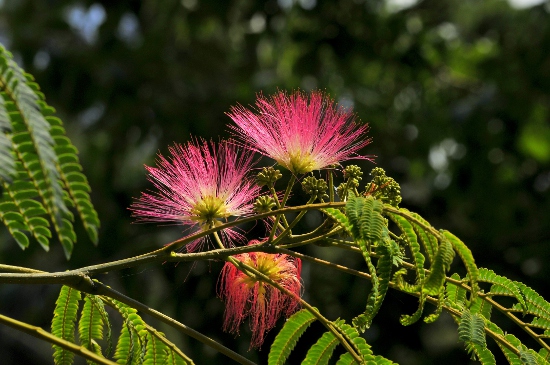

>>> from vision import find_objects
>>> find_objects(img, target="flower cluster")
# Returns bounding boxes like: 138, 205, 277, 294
219, 243, 302, 348
132, 90, 371, 348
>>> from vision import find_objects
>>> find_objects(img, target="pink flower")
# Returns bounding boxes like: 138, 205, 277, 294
219, 243, 302, 348
228, 90, 372, 174
131, 139, 260, 250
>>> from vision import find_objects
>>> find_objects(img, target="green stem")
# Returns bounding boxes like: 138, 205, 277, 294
270, 186, 289, 228
0, 312, 118, 365
328, 168, 335, 202
268, 175, 296, 243
271, 195, 316, 246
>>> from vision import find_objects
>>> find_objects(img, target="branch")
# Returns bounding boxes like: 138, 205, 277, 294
0, 313, 117, 365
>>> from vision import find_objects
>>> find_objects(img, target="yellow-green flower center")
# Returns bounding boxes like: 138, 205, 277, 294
190, 196, 229, 225
239, 254, 285, 289
284, 151, 315, 175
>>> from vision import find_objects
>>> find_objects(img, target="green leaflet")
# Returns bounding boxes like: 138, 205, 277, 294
268, 308, 317, 365
352, 241, 393, 331
387, 212, 425, 286
423, 238, 454, 296
79, 295, 111, 362
114, 324, 141, 365
111, 300, 147, 365
469, 296, 492, 321
165, 349, 190, 365
143, 332, 165, 365
399, 293, 426, 326
408, 211, 438, 264
458, 309, 487, 359
332, 321, 395, 364
472, 344, 496, 365
47, 116, 100, 246
0, 92, 15, 181
322, 207, 353, 235
424, 288, 444, 324
485, 321, 522, 365
352, 245, 378, 331
302, 325, 340, 365
335, 353, 356, 365
333, 321, 374, 363
513, 281, 550, 324
445, 273, 467, 310
1, 166, 51, 250
345, 194, 385, 247
51, 285, 82, 365
441, 230, 479, 303
479, 268, 527, 313
0, 43, 99, 257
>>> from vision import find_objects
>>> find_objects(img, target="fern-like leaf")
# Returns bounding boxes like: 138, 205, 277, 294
47, 116, 99, 245
111, 300, 147, 365
0, 92, 15, 181
268, 308, 316, 365
441, 230, 479, 302
0, 43, 99, 257
333, 321, 374, 363
302, 329, 339, 365
0, 165, 53, 250
51, 285, 82, 365
79, 295, 111, 362
458, 309, 487, 359
445, 273, 467, 310
353, 241, 393, 331
480, 268, 527, 312
423, 238, 454, 296
143, 332, 166, 365
473, 344, 496, 365
408, 211, 438, 263
387, 211, 425, 285
323, 207, 353, 235
345, 194, 385, 246
399, 293, 426, 326
513, 281, 550, 324
114, 324, 139, 365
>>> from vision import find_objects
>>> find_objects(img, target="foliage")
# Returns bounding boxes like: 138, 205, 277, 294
0, 44, 99, 258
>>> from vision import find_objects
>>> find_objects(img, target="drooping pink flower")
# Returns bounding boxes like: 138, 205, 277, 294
220, 242, 302, 348
227, 90, 372, 174
130, 139, 260, 250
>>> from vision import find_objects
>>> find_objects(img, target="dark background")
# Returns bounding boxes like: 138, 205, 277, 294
1, 0, 550, 364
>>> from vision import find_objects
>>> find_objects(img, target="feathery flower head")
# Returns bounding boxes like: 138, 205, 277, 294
228, 90, 372, 174
220, 242, 302, 348
130, 139, 260, 250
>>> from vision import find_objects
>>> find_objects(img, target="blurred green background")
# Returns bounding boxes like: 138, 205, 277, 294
1, 0, 550, 364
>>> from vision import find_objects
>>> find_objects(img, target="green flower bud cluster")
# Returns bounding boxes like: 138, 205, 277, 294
257, 167, 282, 187
343, 165, 363, 181
336, 165, 362, 200
253, 195, 277, 213
367, 167, 402, 207
301, 176, 329, 202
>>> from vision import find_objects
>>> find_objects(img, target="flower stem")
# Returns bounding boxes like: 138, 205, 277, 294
268, 175, 296, 243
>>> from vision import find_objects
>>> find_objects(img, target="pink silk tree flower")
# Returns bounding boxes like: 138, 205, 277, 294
227, 90, 372, 174
219, 243, 302, 348
130, 139, 260, 251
